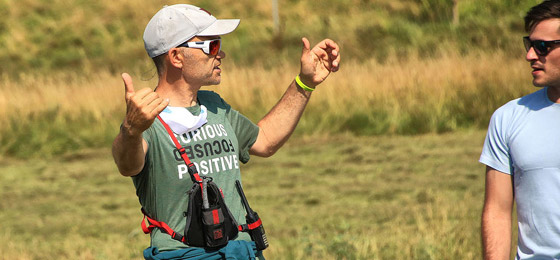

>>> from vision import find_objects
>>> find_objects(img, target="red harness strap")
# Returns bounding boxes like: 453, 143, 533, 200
156, 115, 203, 184
141, 209, 186, 243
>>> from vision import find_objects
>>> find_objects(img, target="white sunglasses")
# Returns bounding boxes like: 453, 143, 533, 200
177, 39, 222, 56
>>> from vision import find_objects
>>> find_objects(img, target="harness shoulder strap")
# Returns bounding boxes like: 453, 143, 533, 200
156, 115, 203, 183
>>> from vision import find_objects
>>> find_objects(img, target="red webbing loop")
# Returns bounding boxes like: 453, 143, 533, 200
141, 214, 155, 234
237, 219, 263, 232
141, 210, 186, 243
246, 219, 263, 230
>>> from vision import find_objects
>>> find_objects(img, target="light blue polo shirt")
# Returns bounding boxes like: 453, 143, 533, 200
480, 87, 560, 259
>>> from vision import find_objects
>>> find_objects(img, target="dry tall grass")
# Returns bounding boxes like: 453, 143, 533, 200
0, 51, 536, 157
0, 50, 533, 258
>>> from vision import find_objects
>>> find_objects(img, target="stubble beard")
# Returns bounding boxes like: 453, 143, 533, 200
533, 73, 560, 88
206, 72, 221, 86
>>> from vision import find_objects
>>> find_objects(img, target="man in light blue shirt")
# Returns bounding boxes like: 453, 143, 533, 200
480, 1, 560, 259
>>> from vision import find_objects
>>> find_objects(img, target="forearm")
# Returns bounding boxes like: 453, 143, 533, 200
251, 37, 339, 157
111, 124, 146, 176
482, 167, 514, 260
254, 80, 312, 156
481, 203, 512, 260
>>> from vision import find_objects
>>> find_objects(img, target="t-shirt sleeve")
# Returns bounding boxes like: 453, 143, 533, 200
226, 107, 259, 164
479, 107, 513, 175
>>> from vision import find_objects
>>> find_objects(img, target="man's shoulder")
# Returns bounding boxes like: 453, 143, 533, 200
197, 90, 232, 114
486, 88, 552, 136
198, 90, 228, 105
493, 88, 547, 116
198, 90, 222, 101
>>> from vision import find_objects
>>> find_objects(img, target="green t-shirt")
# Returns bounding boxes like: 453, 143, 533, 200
133, 90, 260, 251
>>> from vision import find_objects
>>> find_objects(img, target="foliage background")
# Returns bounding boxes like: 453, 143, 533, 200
0, 0, 544, 157
0, 0, 540, 75
0, 0, 542, 259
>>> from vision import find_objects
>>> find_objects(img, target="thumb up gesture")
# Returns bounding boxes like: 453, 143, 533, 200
121, 73, 169, 137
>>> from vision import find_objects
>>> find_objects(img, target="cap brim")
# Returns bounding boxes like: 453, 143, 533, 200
197, 19, 240, 36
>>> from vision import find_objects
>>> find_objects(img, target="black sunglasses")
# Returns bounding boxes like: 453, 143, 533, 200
523, 36, 560, 56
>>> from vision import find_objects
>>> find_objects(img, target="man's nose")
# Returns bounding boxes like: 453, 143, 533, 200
526, 47, 539, 61
216, 50, 226, 59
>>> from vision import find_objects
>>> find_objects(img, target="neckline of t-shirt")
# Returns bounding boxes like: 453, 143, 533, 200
167, 98, 202, 116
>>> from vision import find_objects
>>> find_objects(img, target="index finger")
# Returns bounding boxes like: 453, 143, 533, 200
315, 39, 340, 72
317, 39, 340, 53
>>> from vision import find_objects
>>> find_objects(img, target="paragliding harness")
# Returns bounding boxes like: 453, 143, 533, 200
140, 116, 269, 250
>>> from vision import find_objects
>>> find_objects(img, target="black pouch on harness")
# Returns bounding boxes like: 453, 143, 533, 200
184, 177, 239, 248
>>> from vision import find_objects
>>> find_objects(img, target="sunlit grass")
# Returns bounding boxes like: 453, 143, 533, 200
0, 51, 536, 157
0, 130, 493, 259
0, 0, 539, 74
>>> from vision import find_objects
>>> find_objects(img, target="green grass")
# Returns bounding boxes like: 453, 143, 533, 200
0, 51, 537, 158
0, 130, 507, 259
0, 0, 542, 158
0, 0, 542, 76
0, 1, 531, 257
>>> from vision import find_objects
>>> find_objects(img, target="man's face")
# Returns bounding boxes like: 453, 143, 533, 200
180, 36, 225, 86
526, 18, 560, 88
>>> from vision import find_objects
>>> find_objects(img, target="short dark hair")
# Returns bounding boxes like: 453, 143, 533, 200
151, 48, 191, 77
152, 54, 166, 77
525, 0, 560, 32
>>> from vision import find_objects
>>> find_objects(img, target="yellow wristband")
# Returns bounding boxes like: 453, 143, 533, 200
295, 75, 315, 92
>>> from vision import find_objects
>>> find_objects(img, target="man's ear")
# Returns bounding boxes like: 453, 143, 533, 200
167, 48, 184, 69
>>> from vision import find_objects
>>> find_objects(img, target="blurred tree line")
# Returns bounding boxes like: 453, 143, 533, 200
0, 0, 541, 77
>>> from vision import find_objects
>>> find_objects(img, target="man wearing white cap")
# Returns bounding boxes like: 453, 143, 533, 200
111, 4, 340, 260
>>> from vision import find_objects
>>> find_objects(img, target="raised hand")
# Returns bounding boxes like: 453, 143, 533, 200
299, 37, 341, 88
121, 73, 169, 137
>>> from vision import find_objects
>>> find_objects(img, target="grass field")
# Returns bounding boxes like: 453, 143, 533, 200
0, 35, 531, 260
0, 130, 519, 259
0, 0, 540, 75
0, 51, 537, 158
0, 0, 539, 259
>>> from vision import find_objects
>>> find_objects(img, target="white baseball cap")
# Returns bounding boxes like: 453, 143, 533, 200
143, 4, 240, 58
